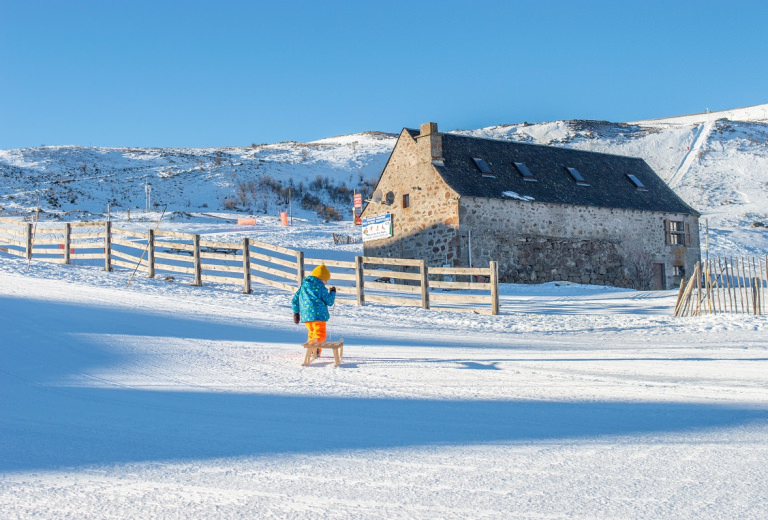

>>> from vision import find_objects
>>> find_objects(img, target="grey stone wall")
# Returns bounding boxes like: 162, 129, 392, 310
481, 233, 626, 286
459, 197, 700, 289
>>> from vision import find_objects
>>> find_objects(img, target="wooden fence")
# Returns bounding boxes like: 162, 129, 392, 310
674, 256, 767, 317
0, 218, 110, 267
0, 218, 500, 315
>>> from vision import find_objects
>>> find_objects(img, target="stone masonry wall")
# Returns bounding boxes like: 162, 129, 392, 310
362, 130, 461, 266
460, 197, 700, 289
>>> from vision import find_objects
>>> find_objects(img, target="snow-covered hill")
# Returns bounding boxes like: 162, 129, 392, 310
1, 105, 767, 255
0, 132, 396, 221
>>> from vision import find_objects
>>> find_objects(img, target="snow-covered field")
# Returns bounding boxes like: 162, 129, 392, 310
2, 216, 768, 519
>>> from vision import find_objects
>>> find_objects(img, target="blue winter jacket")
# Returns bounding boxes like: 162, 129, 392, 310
291, 275, 336, 322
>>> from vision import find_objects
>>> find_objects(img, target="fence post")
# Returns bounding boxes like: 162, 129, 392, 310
708, 259, 715, 314
674, 278, 686, 316
355, 255, 365, 306
678, 262, 700, 317
490, 260, 499, 315
296, 251, 304, 286
757, 255, 768, 311
420, 259, 429, 310
25, 223, 32, 260
192, 234, 202, 286
753, 258, 760, 315
104, 221, 112, 271
147, 229, 156, 279
723, 258, 732, 312
64, 222, 71, 265
242, 238, 252, 294
696, 263, 702, 316
753, 278, 760, 316
714, 259, 723, 313
741, 258, 749, 314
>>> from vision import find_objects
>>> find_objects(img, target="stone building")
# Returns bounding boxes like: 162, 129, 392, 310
361, 122, 700, 290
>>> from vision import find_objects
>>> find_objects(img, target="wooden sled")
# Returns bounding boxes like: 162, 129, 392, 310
302, 338, 344, 367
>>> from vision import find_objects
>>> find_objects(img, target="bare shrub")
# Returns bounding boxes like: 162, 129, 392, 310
229, 173, 366, 220
625, 247, 655, 290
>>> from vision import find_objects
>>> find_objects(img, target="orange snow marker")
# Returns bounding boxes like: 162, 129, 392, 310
237, 218, 256, 225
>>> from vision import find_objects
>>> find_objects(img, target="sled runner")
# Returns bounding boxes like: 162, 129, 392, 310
302, 338, 344, 367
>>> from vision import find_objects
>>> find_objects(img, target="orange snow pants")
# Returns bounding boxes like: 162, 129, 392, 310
305, 321, 327, 343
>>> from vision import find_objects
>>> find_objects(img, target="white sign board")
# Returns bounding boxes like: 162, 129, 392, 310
362, 213, 392, 242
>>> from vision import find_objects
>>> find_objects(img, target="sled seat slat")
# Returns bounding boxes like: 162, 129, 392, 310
302, 339, 344, 367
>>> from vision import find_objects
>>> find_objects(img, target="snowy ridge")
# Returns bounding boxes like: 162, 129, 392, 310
629, 103, 768, 125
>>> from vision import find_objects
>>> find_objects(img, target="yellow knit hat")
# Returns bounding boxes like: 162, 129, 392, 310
311, 264, 331, 281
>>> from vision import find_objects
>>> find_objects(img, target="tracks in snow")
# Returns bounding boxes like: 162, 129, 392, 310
668, 120, 714, 189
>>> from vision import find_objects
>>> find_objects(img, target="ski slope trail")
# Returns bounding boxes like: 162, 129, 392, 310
668, 120, 714, 189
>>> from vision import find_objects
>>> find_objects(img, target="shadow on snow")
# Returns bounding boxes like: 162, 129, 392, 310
2, 295, 767, 472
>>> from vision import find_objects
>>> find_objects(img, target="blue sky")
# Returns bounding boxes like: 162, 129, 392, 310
1, 0, 766, 149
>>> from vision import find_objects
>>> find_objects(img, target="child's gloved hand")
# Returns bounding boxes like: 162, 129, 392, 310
329, 287, 336, 293
293, 312, 300, 324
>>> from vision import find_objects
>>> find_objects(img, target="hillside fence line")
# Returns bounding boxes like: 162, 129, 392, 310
674, 256, 767, 317
0, 217, 500, 315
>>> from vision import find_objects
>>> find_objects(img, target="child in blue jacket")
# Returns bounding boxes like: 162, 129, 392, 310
292, 264, 336, 351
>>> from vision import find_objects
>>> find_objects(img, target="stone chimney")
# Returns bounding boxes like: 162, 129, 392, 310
420, 122, 438, 136
417, 122, 442, 163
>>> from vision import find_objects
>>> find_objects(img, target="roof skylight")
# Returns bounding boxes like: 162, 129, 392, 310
514, 162, 537, 182
566, 167, 589, 186
626, 174, 648, 190
472, 157, 495, 178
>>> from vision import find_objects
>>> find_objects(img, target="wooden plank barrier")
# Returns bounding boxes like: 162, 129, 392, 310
8, 220, 108, 265
248, 240, 302, 294
675, 256, 766, 317
0, 218, 501, 315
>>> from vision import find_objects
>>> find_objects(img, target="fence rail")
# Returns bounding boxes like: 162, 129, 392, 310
674, 256, 767, 316
0, 219, 500, 315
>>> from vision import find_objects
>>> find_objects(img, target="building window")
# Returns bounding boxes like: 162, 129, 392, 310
566, 167, 589, 186
673, 265, 685, 277
665, 219, 690, 246
626, 173, 648, 191
514, 162, 537, 182
472, 157, 495, 178
402, 193, 410, 209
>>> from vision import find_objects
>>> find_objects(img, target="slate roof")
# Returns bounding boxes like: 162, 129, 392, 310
413, 130, 699, 215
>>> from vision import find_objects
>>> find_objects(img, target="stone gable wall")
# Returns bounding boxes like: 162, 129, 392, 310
362, 131, 461, 265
